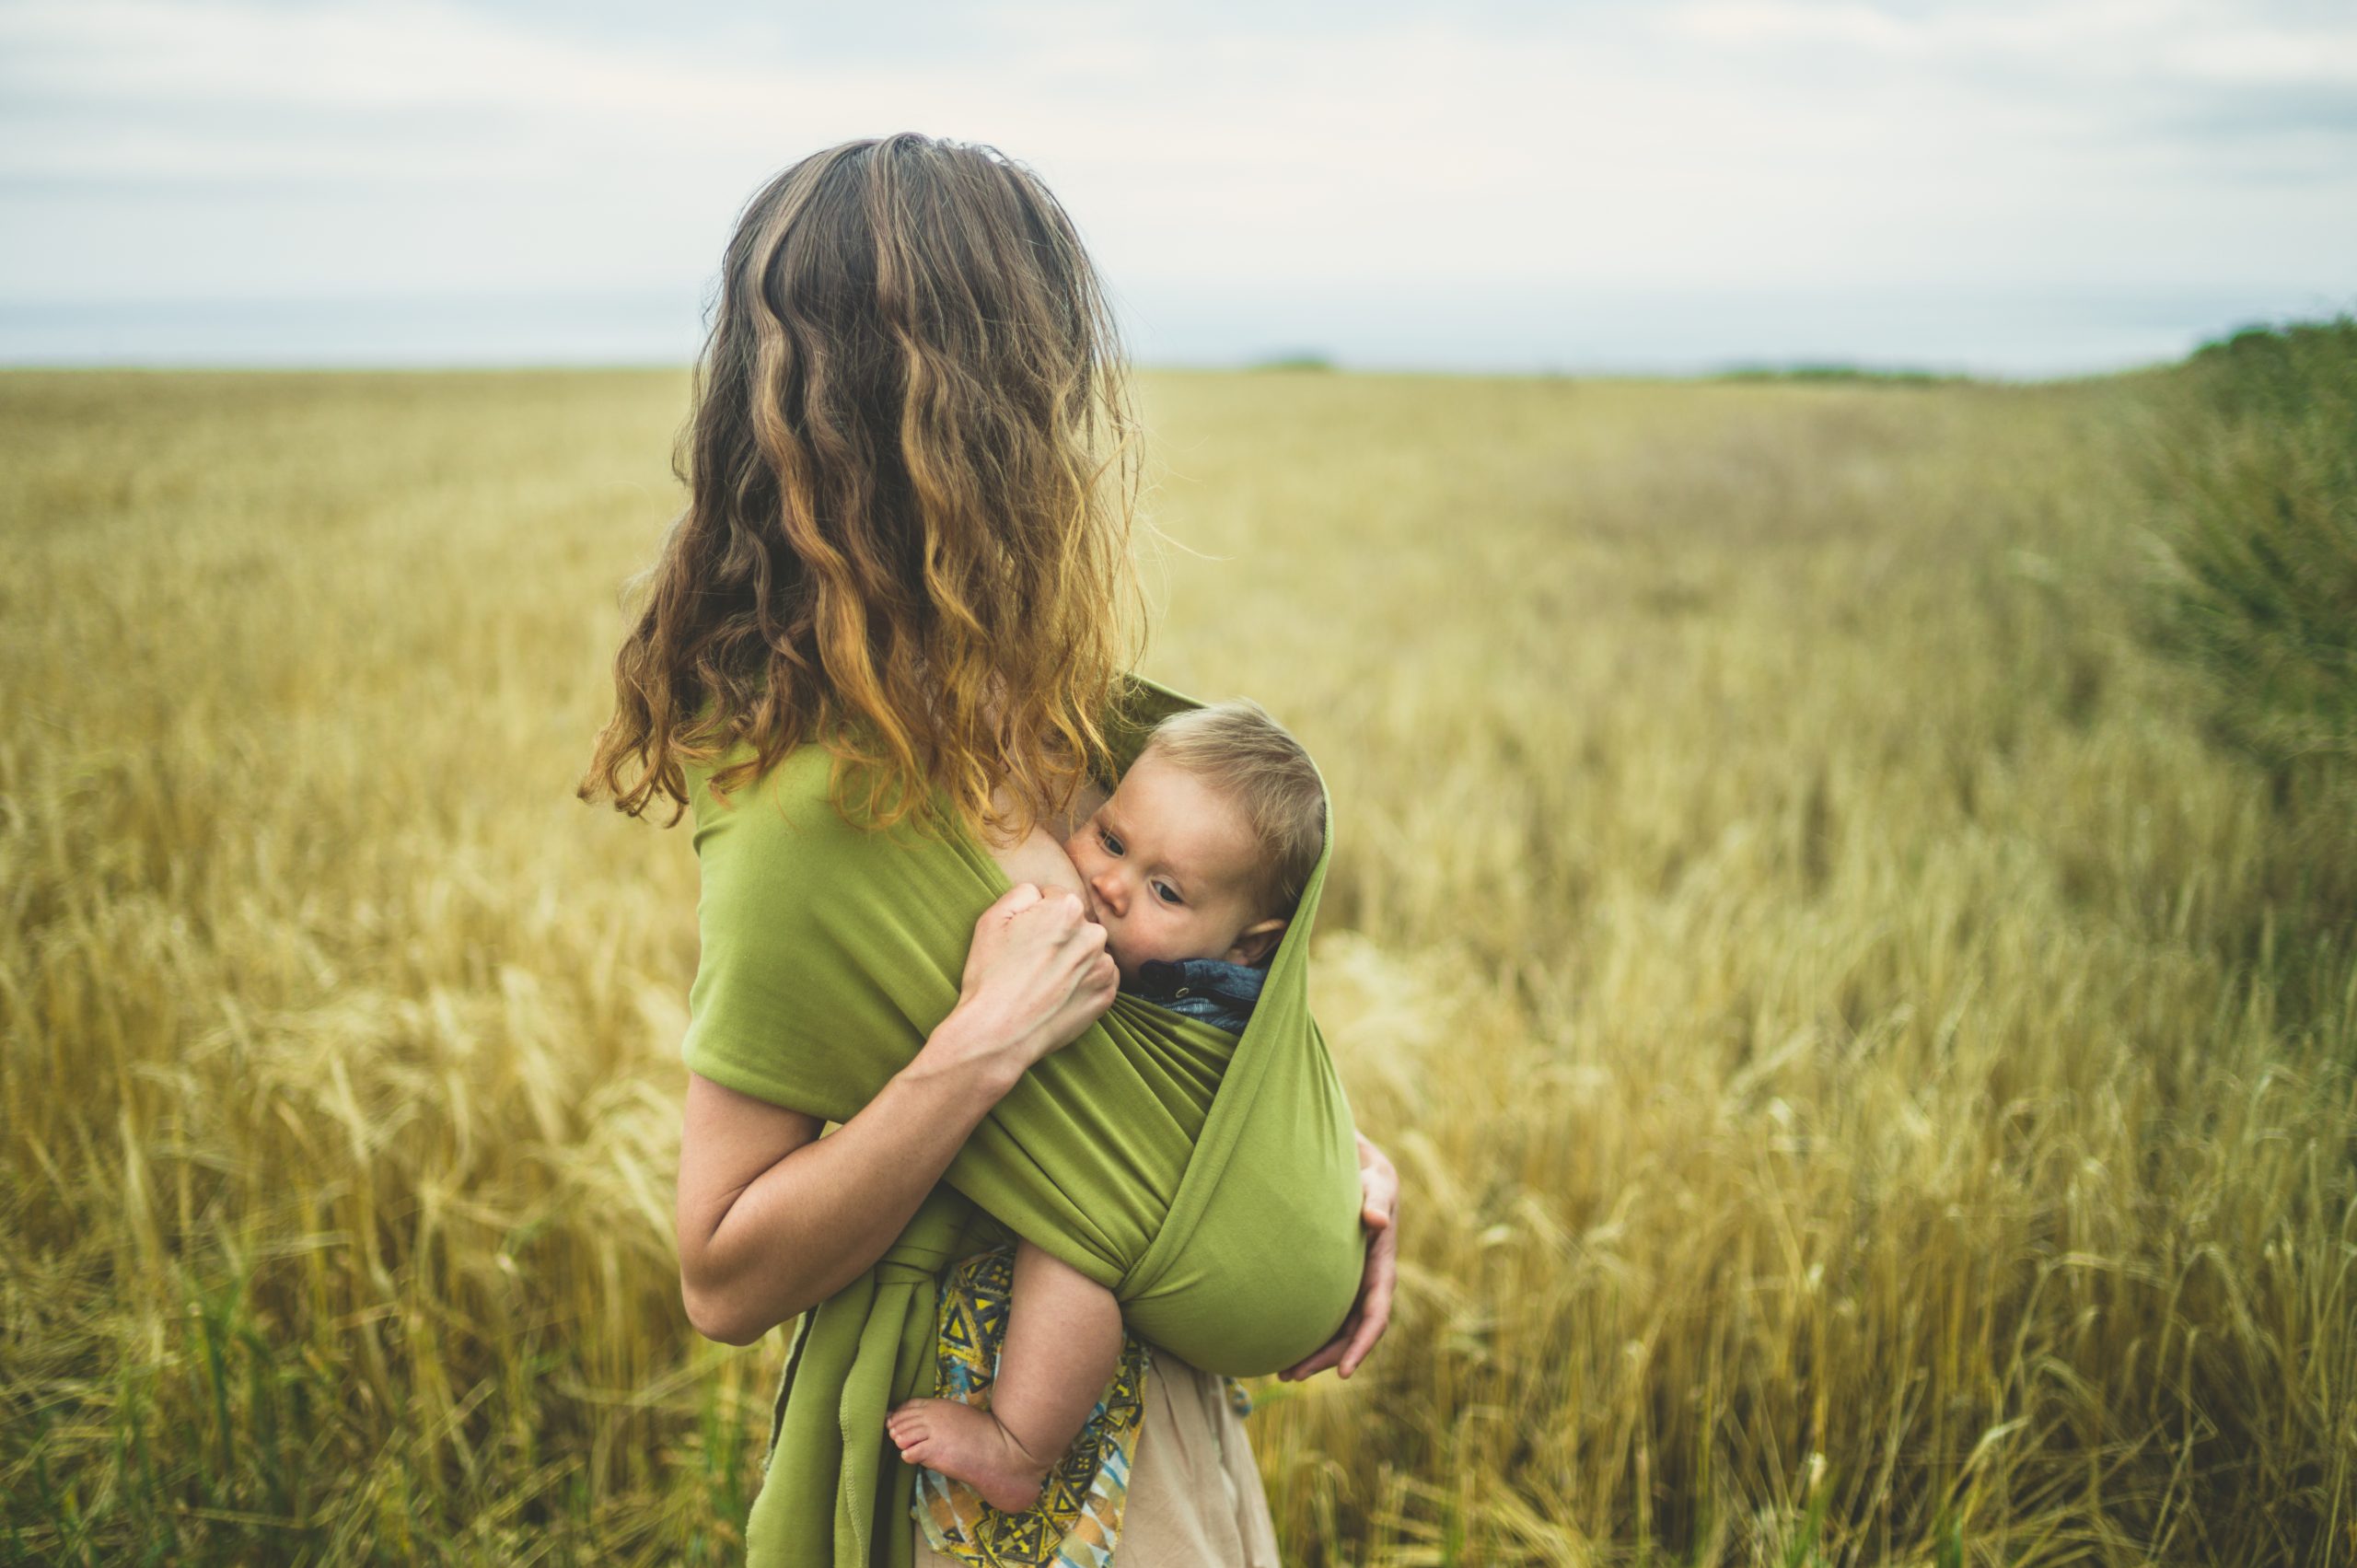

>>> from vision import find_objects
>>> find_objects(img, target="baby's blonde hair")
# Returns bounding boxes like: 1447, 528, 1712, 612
1140, 699, 1325, 920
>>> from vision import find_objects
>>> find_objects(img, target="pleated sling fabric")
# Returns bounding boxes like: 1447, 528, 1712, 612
679, 676, 1366, 1568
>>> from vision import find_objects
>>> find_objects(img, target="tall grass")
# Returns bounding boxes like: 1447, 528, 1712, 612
3, 364, 2351, 1565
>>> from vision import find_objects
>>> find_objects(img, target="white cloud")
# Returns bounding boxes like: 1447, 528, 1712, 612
1667, 0, 2357, 80
0, 0, 2349, 368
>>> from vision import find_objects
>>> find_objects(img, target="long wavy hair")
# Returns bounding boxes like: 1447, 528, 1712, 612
581, 134, 1145, 838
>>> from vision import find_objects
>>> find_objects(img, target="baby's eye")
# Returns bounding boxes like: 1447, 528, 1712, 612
1098, 828, 1124, 856
1152, 882, 1182, 906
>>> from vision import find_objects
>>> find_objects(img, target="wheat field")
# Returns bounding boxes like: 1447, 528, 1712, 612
3, 365, 2351, 1565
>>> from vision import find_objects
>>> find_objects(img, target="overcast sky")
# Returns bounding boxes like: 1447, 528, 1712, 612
3, 0, 2351, 375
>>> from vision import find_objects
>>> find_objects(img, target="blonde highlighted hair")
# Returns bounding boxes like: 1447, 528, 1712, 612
581, 133, 1144, 838
1142, 700, 1326, 919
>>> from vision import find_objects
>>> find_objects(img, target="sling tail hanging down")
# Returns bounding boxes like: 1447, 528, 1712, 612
679, 677, 1365, 1568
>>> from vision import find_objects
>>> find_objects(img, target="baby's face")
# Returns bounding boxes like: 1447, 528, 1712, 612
1062, 749, 1282, 983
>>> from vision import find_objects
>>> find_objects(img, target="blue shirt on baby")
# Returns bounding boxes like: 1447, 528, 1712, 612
1125, 956, 1265, 1035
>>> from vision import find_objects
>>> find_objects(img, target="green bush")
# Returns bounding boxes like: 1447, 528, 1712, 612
2140, 316, 2357, 785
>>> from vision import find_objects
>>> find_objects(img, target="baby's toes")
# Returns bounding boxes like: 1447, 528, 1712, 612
891, 1420, 938, 1462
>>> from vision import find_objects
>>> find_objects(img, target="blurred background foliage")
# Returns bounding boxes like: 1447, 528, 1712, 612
4, 324, 2354, 1565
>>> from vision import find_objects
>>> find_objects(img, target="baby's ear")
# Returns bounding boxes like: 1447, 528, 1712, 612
1228, 916, 1288, 968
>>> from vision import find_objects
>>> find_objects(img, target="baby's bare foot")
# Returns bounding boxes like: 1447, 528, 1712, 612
887, 1398, 1051, 1514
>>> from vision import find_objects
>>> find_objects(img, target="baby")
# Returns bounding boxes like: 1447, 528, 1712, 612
884, 698, 1327, 1511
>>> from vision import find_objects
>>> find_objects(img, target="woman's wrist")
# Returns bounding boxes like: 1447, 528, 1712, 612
904, 1003, 1028, 1102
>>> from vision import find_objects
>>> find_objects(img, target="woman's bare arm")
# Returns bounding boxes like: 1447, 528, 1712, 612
676, 882, 1117, 1346
677, 1034, 1008, 1343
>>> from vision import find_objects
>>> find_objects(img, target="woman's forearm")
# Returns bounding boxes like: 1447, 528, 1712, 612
679, 1012, 1022, 1345
678, 881, 1116, 1345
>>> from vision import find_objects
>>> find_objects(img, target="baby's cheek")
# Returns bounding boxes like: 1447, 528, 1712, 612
1123, 923, 1179, 968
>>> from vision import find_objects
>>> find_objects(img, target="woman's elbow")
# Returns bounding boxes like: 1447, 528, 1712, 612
681, 1275, 774, 1347
679, 1249, 824, 1345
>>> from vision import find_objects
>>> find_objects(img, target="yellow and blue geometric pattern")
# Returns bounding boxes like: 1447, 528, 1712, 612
911, 1245, 1153, 1567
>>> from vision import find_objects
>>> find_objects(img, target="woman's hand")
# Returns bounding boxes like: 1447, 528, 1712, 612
1278, 1129, 1399, 1381
923, 883, 1119, 1089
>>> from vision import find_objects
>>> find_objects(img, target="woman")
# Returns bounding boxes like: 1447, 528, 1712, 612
582, 134, 1399, 1566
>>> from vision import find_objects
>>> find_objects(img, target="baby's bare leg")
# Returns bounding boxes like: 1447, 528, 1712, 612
992, 1241, 1125, 1457
886, 1241, 1124, 1512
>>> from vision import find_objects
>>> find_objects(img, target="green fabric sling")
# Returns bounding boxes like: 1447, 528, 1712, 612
679, 676, 1365, 1568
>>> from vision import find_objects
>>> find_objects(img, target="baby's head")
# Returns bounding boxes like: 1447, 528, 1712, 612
1063, 700, 1325, 984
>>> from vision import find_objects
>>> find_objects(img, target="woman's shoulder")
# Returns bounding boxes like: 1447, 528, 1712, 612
684, 738, 981, 899
684, 738, 835, 828
680, 742, 894, 907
